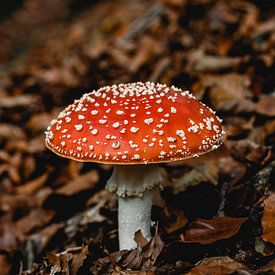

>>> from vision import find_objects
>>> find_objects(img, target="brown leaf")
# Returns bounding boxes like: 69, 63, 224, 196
193, 73, 255, 112
26, 109, 60, 133
262, 192, 275, 244
0, 216, 24, 252
258, 259, 275, 273
128, 36, 164, 73
16, 172, 49, 195
29, 223, 64, 254
122, 230, 164, 271
187, 256, 249, 275
256, 96, 275, 117
46, 252, 61, 273
112, 267, 154, 275
70, 246, 89, 275
56, 170, 99, 196
16, 208, 55, 235
0, 124, 25, 140
0, 253, 10, 275
161, 204, 187, 233
180, 216, 247, 244
168, 160, 219, 193
0, 95, 39, 108
187, 50, 245, 72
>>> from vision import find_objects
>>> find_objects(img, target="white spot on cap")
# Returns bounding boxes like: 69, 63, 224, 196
133, 154, 140, 160
78, 115, 85, 120
157, 107, 163, 113
171, 107, 177, 113
116, 110, 125, 115
91, 129, 98, 135
167, 137, 176, 142
89, 145, 94, 151
144, 118, 153, 125
91, 110, 98, 115
99, 119, 107, 124
112, 122, 120, 128
75, 124, 83, 131
112, 141, 120, 149
130, 127, 139, 133
65, 117, 71, 123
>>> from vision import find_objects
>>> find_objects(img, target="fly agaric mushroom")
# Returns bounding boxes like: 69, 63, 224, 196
45, 82, 224, 250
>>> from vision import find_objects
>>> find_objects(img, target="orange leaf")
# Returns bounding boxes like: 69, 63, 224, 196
262, 192, 275, 244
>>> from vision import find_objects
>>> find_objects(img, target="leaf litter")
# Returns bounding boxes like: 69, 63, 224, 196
0, 0, 274, 274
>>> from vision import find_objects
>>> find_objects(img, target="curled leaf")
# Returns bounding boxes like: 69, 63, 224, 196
262, 193, 275, 245
180, 216, 247, 244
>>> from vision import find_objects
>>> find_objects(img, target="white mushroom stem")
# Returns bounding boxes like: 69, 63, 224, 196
106, 164, 164, 250
118, 190, 152, 250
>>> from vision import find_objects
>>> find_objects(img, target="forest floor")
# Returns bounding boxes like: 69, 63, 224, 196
0, 0, 274, 274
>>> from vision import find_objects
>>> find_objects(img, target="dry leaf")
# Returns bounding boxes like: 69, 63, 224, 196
161, 204, 187, 233
70, 246, 89, 275
262, 192, 275, 244
16, 172, 49, 195
256, 96, 275, 117
187, 256, 249, 275
29, 223, 64, 254
0, 95, 39, 108
0, 254, 10, 275
180, 216, 247, 244
0, 217, 24, 252
0, 124, 25, 140
169, 161, 219, 193
122, 230, 164, 271
56, 170, 99, 196
16, 208, 55, 235
258, 259, 275, 273
187, 50, 245, 72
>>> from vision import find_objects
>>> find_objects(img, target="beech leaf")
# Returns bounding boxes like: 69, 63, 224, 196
180, 216, 247, 244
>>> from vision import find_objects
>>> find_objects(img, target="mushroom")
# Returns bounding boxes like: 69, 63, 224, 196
45, 82, 225, 250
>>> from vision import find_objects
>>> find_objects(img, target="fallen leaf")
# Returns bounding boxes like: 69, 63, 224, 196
122, 229, 164, 271
0, 95, 39, 108
112, 267, 154, 275
46, 252, 62, 273
0, 124, 25, 140
16, 208, 56, 234
161, 204, 187, 233
0, 253, 10, 275
16, 172, 49, 195
258, 259, 275, 273
29, 223, 64, 254
262, 192, 275, 244
0, 216, 24, 252
187, 50, 245, 72
256, 96, 275, 117
187, 256, 249, 275
168, 160, 219, 193
26, 109, 61, 133
225, 161, 275, 214
56, 170, 99, 196
70, 246, 89, 275
180, 216, 247, 244
128, 36, 164, 73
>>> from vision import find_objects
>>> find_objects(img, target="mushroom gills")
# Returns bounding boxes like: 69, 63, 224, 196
106, 165, 164, 250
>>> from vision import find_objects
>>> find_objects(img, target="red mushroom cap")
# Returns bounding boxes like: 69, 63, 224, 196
45, 82, 224, 164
